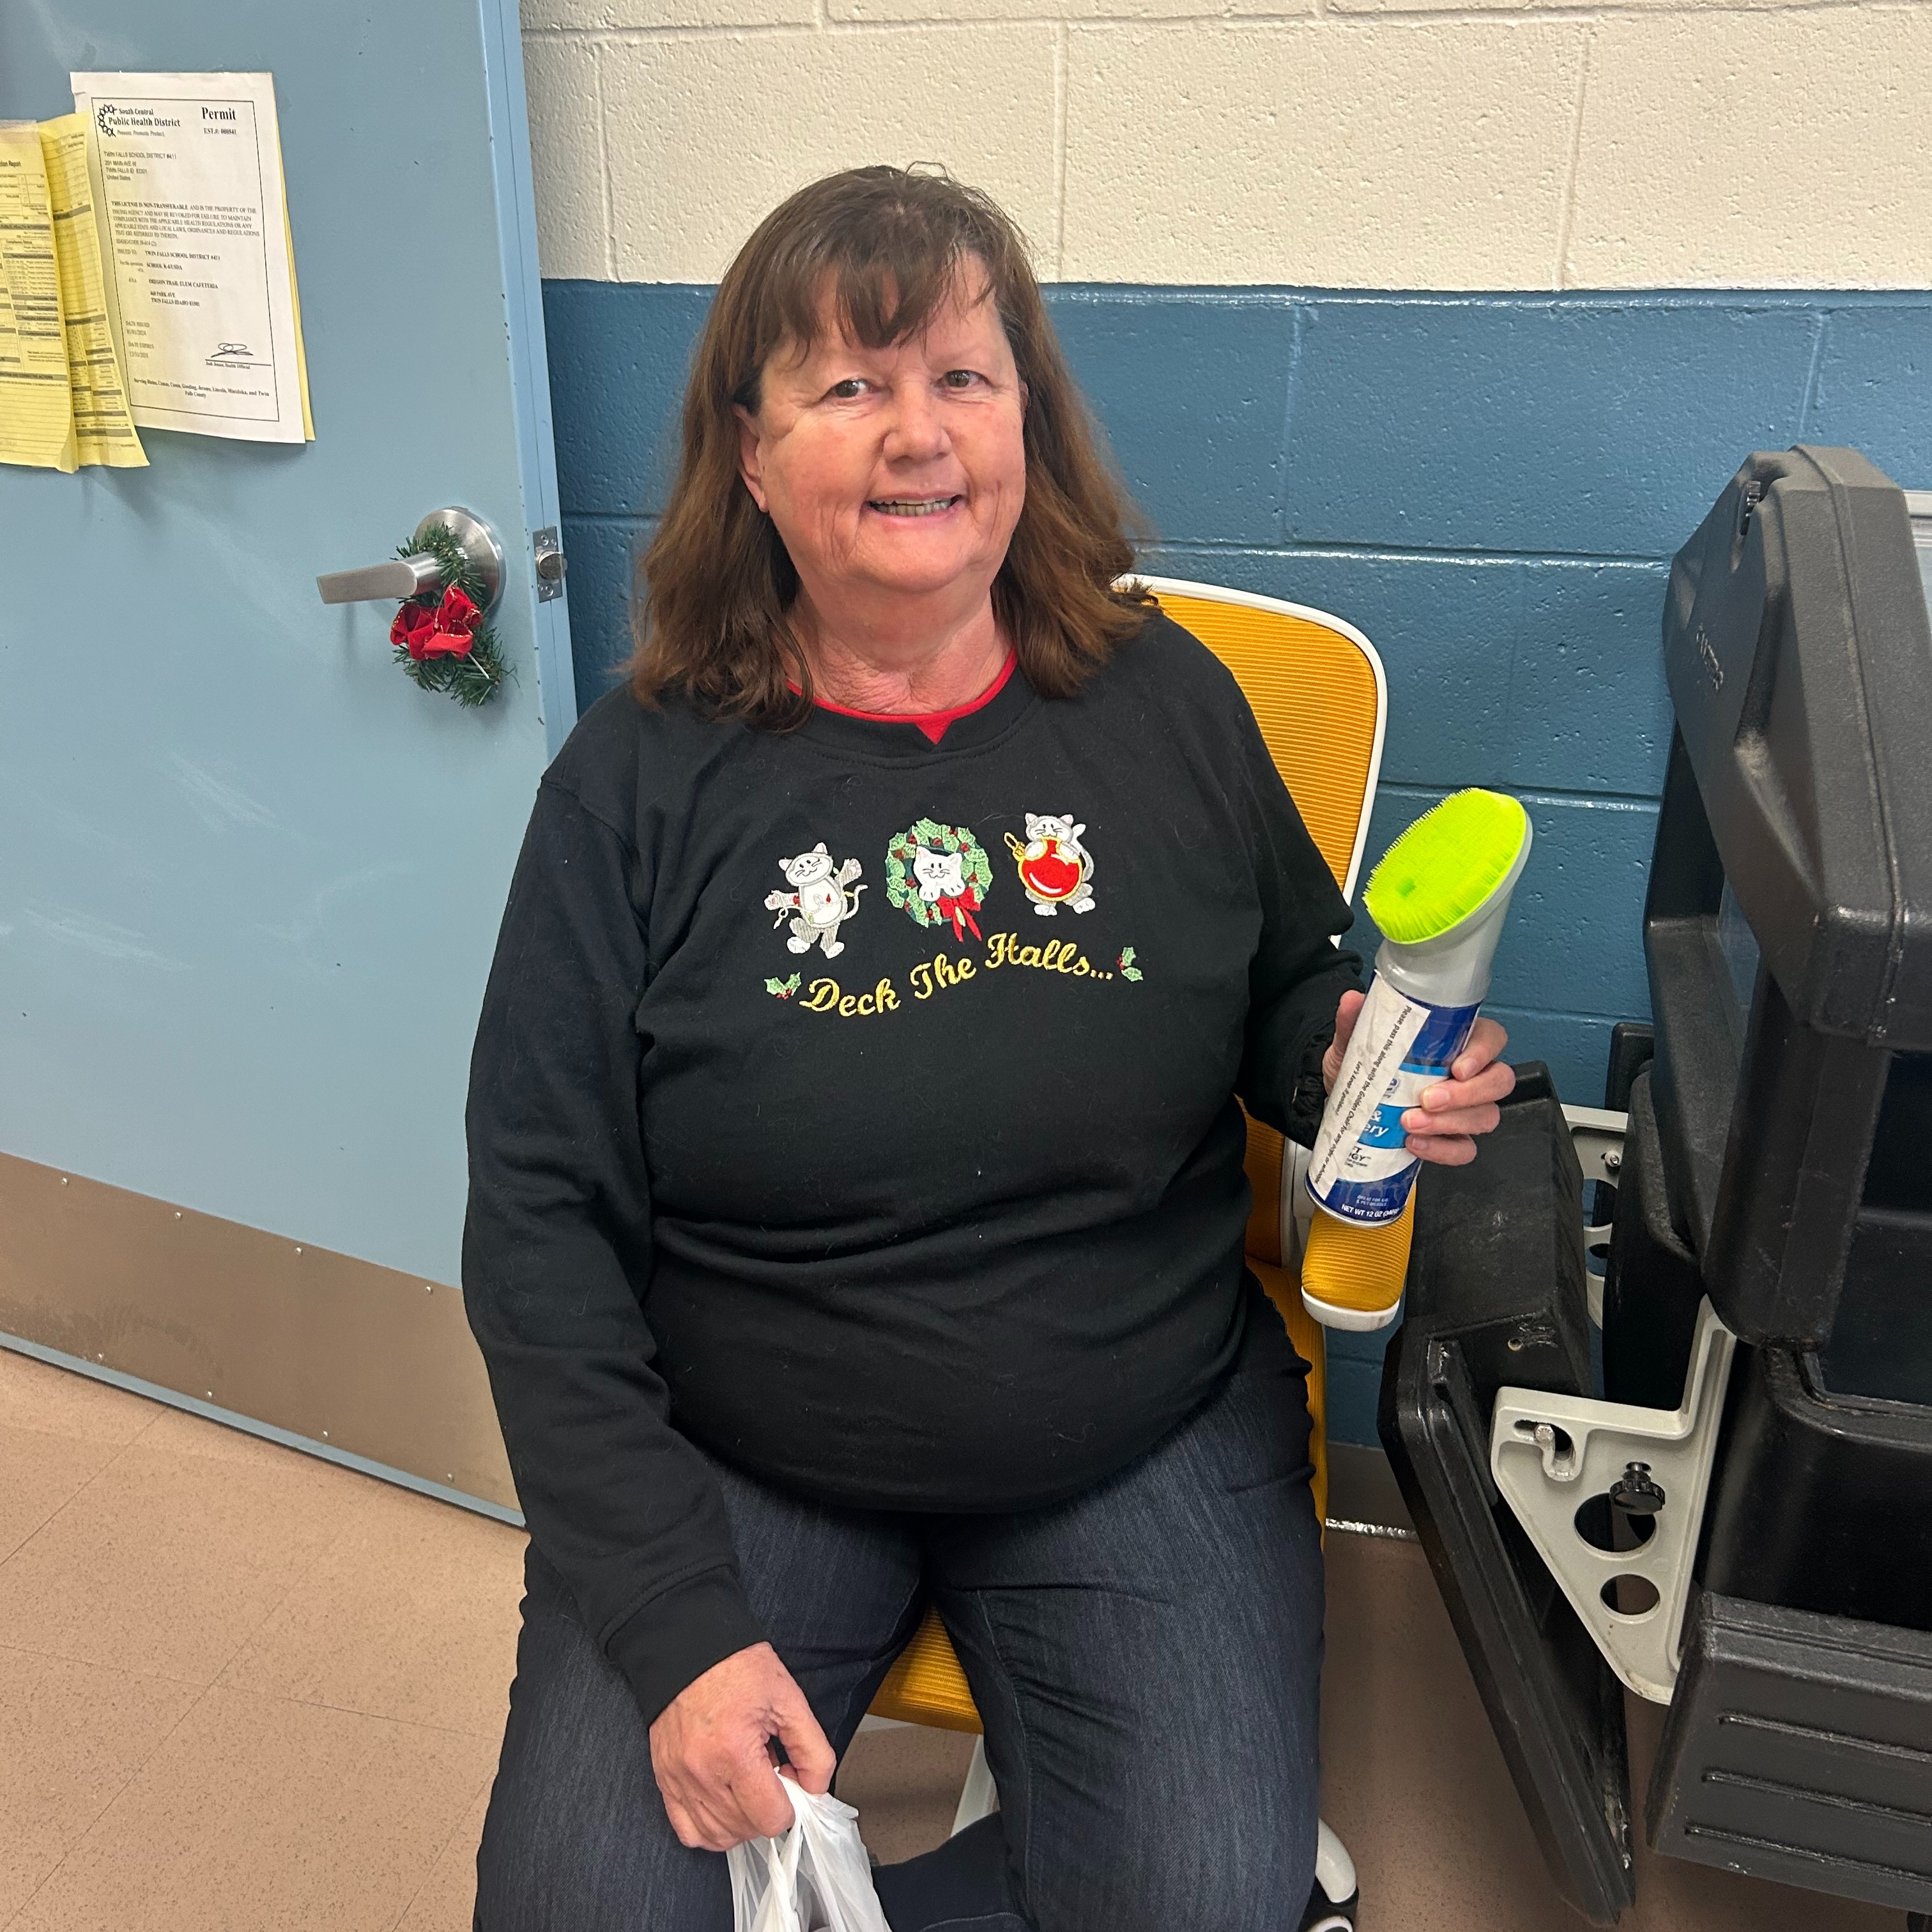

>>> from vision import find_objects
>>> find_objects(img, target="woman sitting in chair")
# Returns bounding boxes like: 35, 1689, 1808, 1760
464, 165, 1511, 1931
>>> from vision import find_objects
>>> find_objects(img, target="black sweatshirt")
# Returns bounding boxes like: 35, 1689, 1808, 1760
462, 611, 1361, 1722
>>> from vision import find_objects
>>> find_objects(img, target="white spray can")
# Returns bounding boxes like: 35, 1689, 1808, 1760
1307, 799, 1533, 1226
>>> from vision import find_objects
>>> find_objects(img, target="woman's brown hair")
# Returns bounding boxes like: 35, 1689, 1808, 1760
628, 166, 1150, 726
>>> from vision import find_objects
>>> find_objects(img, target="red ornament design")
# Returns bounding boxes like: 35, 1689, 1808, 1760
1019, 844, 1082, 901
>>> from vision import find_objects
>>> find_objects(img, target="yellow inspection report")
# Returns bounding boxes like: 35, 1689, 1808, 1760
40, 114, 145, 468
0, 121, 77, 470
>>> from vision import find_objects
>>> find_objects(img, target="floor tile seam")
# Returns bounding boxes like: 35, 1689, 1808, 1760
1, 1678, 494, 1915
0, 1409, 161, 1454
0, 1632, 213, 1692
188, 1561, 357, 1704
99, 1431, 411, 1556
116, 1419, 385, 1489
233, 1480, 374, 1637
0, 1501, 68, 1574
383, 1767, 496, 1932
0, 1418, 162, 1581
4, 1435, 344, 1684
201, 1676, 511, 1746
203, 1476, 460, 1701
0, 1673, 220, 1932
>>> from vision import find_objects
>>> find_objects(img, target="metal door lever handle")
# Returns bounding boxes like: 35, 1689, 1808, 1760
316, 555, 445, 605
315, 507, 505, 616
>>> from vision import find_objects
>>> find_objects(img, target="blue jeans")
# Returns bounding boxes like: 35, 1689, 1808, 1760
475, 1317, 1324, 1931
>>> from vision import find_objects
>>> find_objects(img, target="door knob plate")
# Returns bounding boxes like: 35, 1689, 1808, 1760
413, 507, 505, 618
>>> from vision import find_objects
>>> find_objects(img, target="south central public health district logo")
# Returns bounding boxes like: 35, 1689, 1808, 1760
95, 103, 183, 137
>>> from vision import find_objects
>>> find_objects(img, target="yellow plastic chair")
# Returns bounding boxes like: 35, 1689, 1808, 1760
865, 581, 1386, 1919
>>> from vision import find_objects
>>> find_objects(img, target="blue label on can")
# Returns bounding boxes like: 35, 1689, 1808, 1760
1400, 999, 1476, 1080
1358, 1102, 1411, 1150
1307, 979, 1483, 1226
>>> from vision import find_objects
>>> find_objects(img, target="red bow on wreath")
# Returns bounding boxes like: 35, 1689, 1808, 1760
935, 887, 983, 942
390, 585, 481, 661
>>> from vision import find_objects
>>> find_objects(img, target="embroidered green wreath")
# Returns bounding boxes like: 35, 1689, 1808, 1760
884, 819, 993, 928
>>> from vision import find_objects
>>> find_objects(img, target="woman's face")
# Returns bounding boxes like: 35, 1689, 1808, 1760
735, 269, 1027, 618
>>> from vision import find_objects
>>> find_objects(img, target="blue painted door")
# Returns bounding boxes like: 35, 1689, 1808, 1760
1, 1, 572, 1286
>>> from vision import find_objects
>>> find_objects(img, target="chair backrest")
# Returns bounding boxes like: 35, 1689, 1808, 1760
1142, 578, 1389, 1537
1137, 578, 1386, 898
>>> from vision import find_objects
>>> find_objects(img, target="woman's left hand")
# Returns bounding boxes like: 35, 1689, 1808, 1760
1322, 989, 1515, 1168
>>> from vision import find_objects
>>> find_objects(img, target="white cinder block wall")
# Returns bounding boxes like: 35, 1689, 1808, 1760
521, 0, 1932, 288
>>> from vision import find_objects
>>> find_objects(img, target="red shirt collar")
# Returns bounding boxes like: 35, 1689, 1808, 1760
806, 650, 1018, 744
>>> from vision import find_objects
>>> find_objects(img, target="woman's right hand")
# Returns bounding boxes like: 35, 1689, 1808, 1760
648, 1641, 837, 1851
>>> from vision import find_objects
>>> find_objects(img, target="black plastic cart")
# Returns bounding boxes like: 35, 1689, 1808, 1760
1381, 447, 1932, 1926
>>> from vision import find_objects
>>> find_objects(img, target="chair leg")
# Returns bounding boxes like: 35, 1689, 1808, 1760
1301, 1819, 1359, 1930
949, 1735, 997, 1836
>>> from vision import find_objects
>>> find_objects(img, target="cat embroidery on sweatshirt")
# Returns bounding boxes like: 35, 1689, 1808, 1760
885, 820, 991, 943
765, 843, 866, 956
1005, 813, 1096, 916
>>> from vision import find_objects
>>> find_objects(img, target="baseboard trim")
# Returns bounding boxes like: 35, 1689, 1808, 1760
0, 1330, 524, 1526
0, 1149, 517, 1515
1325, 1439, 1416, 1539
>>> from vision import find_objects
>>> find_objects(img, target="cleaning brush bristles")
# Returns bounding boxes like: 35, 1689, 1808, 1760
1363, 788, 1530, 947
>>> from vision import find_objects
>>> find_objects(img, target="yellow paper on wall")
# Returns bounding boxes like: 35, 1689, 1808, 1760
282, 180, 312, 440
0, 121, 77, 471
38, 114, 146, 468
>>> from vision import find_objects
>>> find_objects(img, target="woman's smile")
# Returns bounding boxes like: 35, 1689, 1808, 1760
866, 493, 963, 517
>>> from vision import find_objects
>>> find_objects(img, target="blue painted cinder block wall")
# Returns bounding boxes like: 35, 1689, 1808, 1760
540, 282, 1932, 1443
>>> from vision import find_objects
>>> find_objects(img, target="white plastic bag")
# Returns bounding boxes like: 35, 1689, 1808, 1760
728, 1777, 893, 1932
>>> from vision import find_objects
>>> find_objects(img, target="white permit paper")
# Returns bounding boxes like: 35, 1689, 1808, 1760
68, 72, 309, 443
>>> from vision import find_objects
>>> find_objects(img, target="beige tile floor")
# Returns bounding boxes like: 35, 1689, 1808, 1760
0, 1350, 516, 1932
0, 1344, 1905, 1931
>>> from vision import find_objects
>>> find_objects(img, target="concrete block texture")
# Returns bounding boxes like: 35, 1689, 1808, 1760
1807, 305, 1932, 490
1279, 298, 1818, 555
524, 0, 812, 31
595, 26, 1059, 284
1568, 10, 1932, 289
521, 35, 608, 280
1151, 547, 1675, 797
1061, 21, 1581, 288
525, 2, 1932, 288
1050, 293, 1300, 545
829, 0, 1246, 23
827, 0, 1291, 22
544, 281, 709, 517
560, 516, 651, 700
524, 3, 1928, 288
1481, 1007, 1623, 1109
